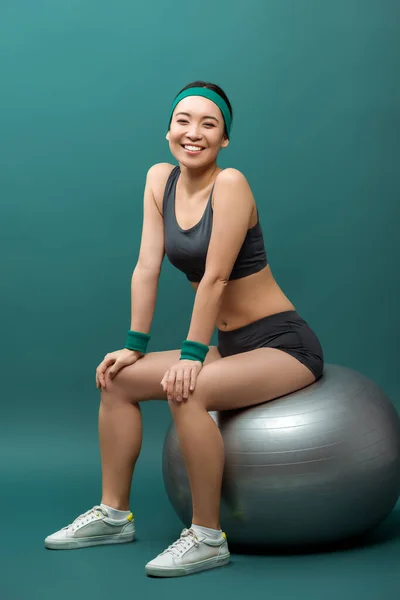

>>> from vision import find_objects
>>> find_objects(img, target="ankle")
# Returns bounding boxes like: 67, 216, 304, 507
192, 519, 221, 531
101, 498, 130, 511
191, 523, 222, 540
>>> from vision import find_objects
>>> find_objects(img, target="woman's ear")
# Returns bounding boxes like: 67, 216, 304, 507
221, 136, 230, 149
166, 131, 170, 141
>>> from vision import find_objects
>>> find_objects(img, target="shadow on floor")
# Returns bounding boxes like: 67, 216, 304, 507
229, 507, 400, 556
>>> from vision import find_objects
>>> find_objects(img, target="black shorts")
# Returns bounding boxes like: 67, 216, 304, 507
217, 310, 324, 380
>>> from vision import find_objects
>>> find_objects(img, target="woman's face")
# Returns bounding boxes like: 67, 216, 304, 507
166, 95, 229, 168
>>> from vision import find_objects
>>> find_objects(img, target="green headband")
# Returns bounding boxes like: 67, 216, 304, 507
168, 87, 232, 138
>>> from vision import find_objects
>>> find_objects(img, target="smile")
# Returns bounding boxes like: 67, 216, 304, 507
181, 145, 204, 153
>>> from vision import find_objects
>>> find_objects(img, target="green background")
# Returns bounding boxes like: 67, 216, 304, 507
1, 1, 399, 598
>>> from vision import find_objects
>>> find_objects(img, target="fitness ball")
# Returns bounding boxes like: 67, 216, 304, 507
162, 364, 400, 547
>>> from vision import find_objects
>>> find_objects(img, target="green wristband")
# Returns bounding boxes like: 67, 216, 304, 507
180, 339, 209, 363
125, 330, 151, 354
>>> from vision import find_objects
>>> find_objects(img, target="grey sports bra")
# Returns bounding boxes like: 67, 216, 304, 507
163, 166, 268, 282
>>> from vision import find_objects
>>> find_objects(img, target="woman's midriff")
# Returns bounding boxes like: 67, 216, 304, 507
190, 265, 296, 332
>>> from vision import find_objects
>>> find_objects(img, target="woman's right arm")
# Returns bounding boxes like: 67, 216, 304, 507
130, 163, 172, 333
96, 164, 172, 389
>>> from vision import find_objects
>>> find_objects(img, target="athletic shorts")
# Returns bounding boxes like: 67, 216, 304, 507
217, 310, 324, 380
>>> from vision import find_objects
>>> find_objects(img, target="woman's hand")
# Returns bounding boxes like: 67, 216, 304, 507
161, 359, 203, 403
96, 348, 143, 390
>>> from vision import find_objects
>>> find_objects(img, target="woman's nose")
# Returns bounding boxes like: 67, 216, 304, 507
187, 125, 201, 139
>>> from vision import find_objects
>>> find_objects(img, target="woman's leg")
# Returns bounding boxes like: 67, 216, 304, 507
145, 348, 313, 576
169, 347, 316, 529
98, 347, 222, 510
99, 396, 143, 510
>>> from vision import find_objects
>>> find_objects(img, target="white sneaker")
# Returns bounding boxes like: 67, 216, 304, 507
145, 528, 230, 577
44, 505, 135, 550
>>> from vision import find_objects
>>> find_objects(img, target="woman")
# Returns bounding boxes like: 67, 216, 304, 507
45, 81, 324, 577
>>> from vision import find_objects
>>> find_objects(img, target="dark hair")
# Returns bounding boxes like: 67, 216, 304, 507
174, 80, 233, 138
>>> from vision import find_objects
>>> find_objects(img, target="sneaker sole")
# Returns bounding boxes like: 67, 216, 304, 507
45, 531, 135, 550
145, 552, 230, 577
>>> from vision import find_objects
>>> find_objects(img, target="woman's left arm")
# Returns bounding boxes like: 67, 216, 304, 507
161, 169, 255, 401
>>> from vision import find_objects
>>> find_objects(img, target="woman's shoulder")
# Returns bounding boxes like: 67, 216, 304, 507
213, 168, 253, 197
215, 167, 248, 186
213, 168, 251, 201
212, 168, 256, 221
147, 162, 177, 181
146, 163, 177, 213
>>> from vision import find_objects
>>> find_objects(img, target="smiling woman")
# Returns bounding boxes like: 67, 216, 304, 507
166, 83, 231, 169
44, 80, 324, 579
168, 81, 233, 138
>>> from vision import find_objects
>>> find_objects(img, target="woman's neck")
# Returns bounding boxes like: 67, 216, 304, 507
178, 162, 221, 196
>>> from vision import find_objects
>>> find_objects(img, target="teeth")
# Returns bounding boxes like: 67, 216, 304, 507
184, 145, 203, 151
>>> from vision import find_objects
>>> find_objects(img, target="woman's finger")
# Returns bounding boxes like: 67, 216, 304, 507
182, 369, 191, 400
99, 357, 115, 388
100, 368, 107, 389
108, 360, 122, 380
100, 367, 108, 388
190, 366, 198, 391
175, 369, 184, 401
100, 367, 107, 390
167, 370, 176, 400
104, 366, 113, 388
96, 370, 103, 389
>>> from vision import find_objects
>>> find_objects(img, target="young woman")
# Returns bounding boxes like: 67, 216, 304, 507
45, 81, 324, 577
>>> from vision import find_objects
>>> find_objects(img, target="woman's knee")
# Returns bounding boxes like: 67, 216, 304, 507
100, 363, 141, 406
100, 357, 169, 405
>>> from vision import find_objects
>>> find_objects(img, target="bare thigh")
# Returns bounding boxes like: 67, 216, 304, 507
104, 346, 222, 403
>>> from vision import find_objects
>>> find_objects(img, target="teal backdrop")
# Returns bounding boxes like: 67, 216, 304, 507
1, 1, 399, 599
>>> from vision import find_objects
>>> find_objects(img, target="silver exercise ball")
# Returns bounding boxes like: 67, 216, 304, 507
162, 364, 400, 547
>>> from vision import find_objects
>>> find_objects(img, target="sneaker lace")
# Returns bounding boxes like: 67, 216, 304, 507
161, 528, 199, 557
63, 505, 106, 532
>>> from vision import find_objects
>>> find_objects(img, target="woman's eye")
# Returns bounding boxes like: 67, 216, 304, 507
176, 120, 214, 127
